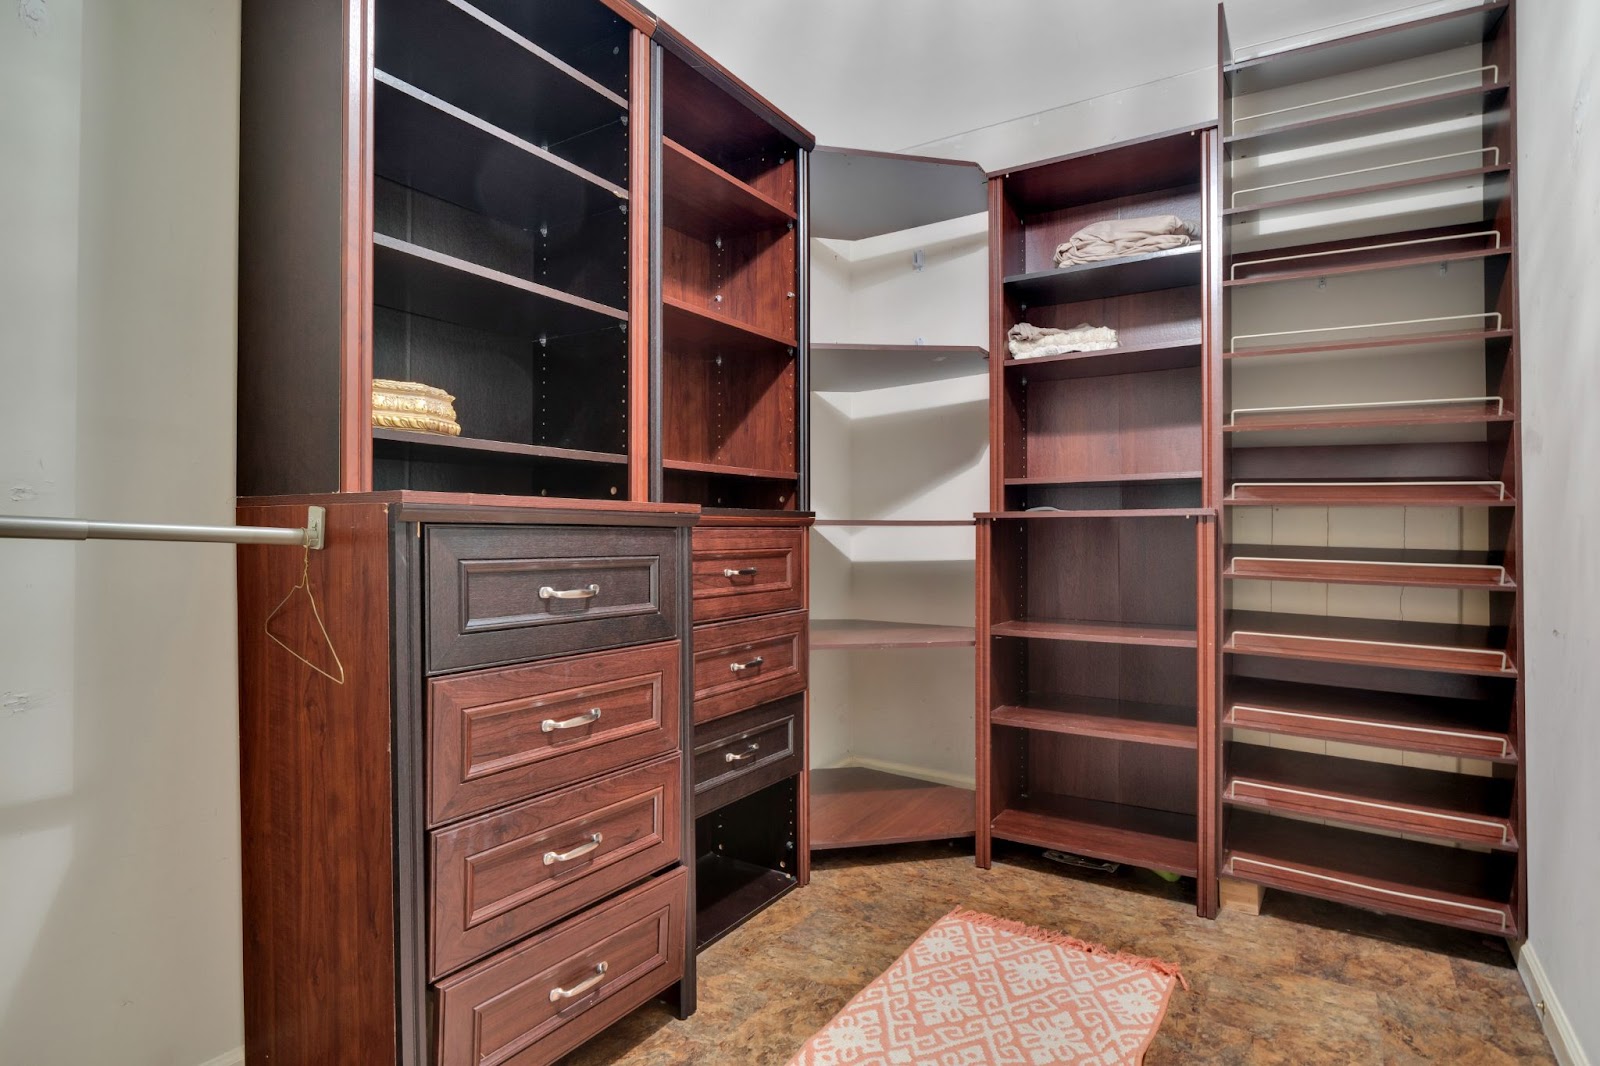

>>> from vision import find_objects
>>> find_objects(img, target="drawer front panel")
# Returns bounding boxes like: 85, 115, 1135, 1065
435, 868, 687, 1066
429, 641, 681, 825
431, 756, 682, 979
693, 695, 804, 817
691, 526, 805, 623
692, 610, 808, 725
428, 526, 680, 673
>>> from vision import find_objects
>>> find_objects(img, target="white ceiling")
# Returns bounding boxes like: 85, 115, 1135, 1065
644, 0, 1467, 150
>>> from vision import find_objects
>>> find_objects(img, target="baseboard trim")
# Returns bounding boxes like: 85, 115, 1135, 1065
194, 1048, 244, 1066
1517, 943, 1590, 1066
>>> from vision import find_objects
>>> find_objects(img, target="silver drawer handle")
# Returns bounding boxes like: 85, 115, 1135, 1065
543, 833, 603, 866
542, 707, 602, 733
549, 961, 608, 1002
723, 567, 759, 577
725, 744, 760, 763
729, 656, 765, 674
540, 584, 600, 601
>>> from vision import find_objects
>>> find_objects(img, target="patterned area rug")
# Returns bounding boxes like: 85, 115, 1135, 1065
787, 907, 1185, 1066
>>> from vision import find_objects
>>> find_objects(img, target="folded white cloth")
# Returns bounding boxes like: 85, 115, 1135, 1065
1008, 322, 1119, 359
1054, 214, 1199, 267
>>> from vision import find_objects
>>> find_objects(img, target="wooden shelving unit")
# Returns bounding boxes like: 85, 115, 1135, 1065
979, 125, 1218, 913
810, 619, 976, 650
810, 768, 976, 850
1217, 0, 1525, 936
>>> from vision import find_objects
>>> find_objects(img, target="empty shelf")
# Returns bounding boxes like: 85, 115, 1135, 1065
373, 73, 624, 233
1004, 340, 1203, 382
372, 233, 626, 340
810, 768, 975, 849
1224, 810, 1516, 936
1224, 165, 1512, 224
811, 343, 988, 392
372, 429, 626, 467
1225, 397, 1512, 433
663, 294, 796, 351
1226, 743, 1516, 849
695, 854, 796, 950
814, 519, 975, 527
980, 508, 1216, 520
1227, 228, 1511, 287
662, 137, 796, 239
1225, 480, 1514, 508
1008, 471, 1203, 489
1224, 2, 1509, 96
992, 795, 1197, 876
811, 619, 976, 650
1227, 328, 1515, 362
991, 619, 1197, 649
1224, 610, 1515, 677
991, 695, 1196, 749
1226, 83, 1511, 158
809, 147, 988, 241
1225, 677, 1516, 762
661, 458, 797, 481
1003, 245, 1203, 304
1225, 545, 1513, 589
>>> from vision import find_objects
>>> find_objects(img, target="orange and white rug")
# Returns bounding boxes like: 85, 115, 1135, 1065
787, 907, 1185, 1066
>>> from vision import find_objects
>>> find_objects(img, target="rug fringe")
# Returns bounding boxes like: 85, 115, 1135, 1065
946, 907, 1190, 991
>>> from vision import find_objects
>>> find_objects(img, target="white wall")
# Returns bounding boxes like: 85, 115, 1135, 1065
0, 2, 245, 1064
1519, 0, 1600, 1058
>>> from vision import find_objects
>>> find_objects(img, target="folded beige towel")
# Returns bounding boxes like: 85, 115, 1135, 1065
1008, 322, 1119, 359
1054, 215, 1199, 267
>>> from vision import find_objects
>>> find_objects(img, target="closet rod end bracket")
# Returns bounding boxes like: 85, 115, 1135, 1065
304, 507, 327, 551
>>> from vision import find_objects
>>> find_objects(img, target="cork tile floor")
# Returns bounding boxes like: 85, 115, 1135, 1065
564, 844, 1553, 1065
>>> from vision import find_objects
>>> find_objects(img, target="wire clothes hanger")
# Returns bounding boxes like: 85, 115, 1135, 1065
265, 544, 346, 686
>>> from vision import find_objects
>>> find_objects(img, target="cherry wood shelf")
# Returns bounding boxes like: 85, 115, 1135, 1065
992, 795, 1198, 876
1225, 480, 1516, 508
992, 695, 1196, 749
372, 233, 626, 340
980, 508, 1216, 520
1004, 340, 1203, 382
810, 768, 975, 849
1226, 243, 1512, 289
1224, 610, 1515, 677
1007, 471, 1203, 489
662, 293, 796, 352
991, 619, 1198, 649
810, 619, 976, 650
1003, 245, 1203, 305
1223, 165, 1513, 223
1227, 329, 1514, 361
1224, 810, 1517, 937
372, 429, 626, 467
1223, 1, 1509, 95
1226, 743, 1516, 849
695, 853, 797, 950
662, 137, 797, 239
1225, 545, 1513, 589
813, 519, 975, 527
1226, 83, 1510, 158
1225, 677, 1516, 762
661, 457, 797, 481
811, 343, 988, 392
373, 73, 624, 234
1225, 398, 1513, 433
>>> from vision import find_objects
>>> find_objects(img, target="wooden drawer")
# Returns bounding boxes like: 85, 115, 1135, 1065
428, 641, 681, 826
430, 755, 682, 978
435, 867, 687, 1066
427, 525, 680, 674
691, 526, 805, 623
693, 696, 804, 817
691, 610, 807, 725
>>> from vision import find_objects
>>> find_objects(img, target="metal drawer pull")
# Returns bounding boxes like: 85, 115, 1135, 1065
543, 833, 603, 866
540, 584, 600, 601
723, 567, 759, 577
542, 707, 602, 733
549, 961, 608, 1002
728, 656, 765, 674
724, 744, 761, 763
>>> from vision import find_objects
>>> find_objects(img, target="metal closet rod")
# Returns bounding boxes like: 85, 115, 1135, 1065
0, 506, 326, 550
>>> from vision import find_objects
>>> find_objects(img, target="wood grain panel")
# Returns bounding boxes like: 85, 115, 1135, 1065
1021, 367, 1203, 482
691, 611, 808, 724
238, 499, 396, 1066
690, 525, 804, 622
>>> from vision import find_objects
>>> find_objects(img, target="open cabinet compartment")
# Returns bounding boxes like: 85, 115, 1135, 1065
693, 775, 799, 950
364, 0, 636, 500
657, 45, 804, 508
